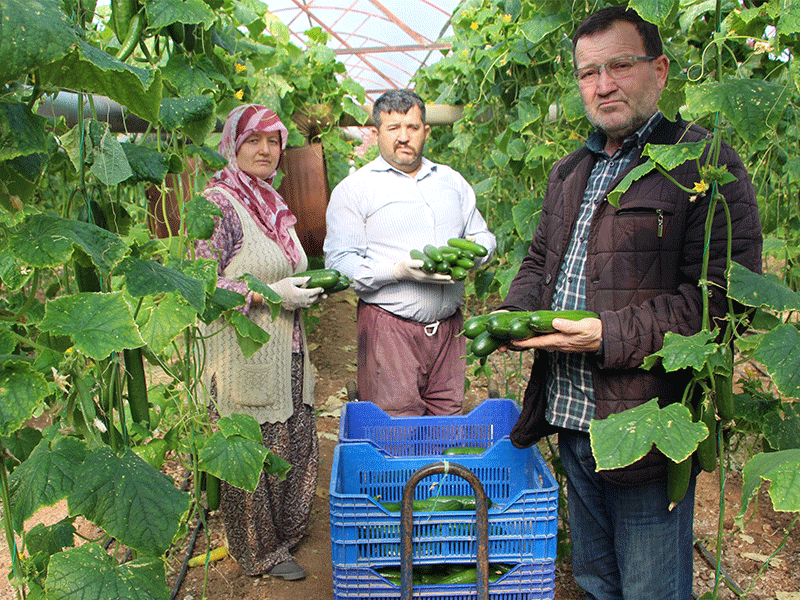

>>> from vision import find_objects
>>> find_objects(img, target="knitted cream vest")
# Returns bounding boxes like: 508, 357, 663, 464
199, 186, 314, 423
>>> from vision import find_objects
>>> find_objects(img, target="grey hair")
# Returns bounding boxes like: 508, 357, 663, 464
372, 90, 426, 129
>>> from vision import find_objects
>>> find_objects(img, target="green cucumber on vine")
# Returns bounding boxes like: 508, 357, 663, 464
116, 11, 145, 61
123, 347, 150, 426
696, 398, 718, 473
714, 345, 735, 421
111, 0, 138, 43
205, 473, 221, 510
666, 456, 692, 510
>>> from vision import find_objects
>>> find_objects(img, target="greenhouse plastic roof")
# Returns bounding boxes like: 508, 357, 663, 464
266, 0, 462, 103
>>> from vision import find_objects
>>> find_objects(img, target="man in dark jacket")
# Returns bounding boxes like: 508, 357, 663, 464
499, 7, 762, 599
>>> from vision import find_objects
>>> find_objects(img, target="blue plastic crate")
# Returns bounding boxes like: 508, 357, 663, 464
338, 398, 521, 456
329, 439, 558, 568
332, 561, 555, 600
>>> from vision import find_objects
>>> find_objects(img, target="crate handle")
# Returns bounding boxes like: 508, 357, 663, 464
399, 461, 490, 600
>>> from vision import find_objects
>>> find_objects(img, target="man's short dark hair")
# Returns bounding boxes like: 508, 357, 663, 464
572, 7, 663, 60
372, 90, 426, 129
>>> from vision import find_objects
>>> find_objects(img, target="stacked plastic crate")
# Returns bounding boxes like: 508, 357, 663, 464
329, 398, 558, 600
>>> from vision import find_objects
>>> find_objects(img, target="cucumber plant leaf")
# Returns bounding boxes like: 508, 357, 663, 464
738, 448, 800, 524
685, 79, 790, 145
185, 195, 222, 241
135, 292, 197, 354
39, 292, 145, 361
727, 261, 800, 312
114, 256, 206, 313
145, 0, 216, 30
642, 330, 717, 372
228, 309, 270, 359
628, 0, 678, 26
120, 143, 171, 185
25, 518, 77, 558
752, 324, 800, 398
0, 362, 53, 438
161, 53, 217, 98
590, 399, 709, 469
217, 413, 262, 442
8, 214, 127, 275
0, 100, 50, 162
607, 161, 655, 207
7, 432, 88, 531
158, 96, 216, 146
69, 446, 191, 556
45, 543, 169, 600
0, 0, 80, 85
37, 40, 162, 124
238, 273, 283, 319
518, 12, 572, 45
761, 401, 800, 452
198, 430, 273, 491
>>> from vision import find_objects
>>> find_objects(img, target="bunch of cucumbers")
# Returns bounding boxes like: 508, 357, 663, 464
378, 493, 493, 513
409, 238, 488, 281
463, 309, 599, 358
376, 562, 513, 586
294, 268, 352, 294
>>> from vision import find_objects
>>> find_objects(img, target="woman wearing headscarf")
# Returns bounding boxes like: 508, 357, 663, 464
195, 104, 322, 581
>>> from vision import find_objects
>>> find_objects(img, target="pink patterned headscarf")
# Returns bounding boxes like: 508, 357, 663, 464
207, 104, 302, 268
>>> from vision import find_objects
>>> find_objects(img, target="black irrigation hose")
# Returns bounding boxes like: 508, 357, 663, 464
170, 512, 206, 600
694, 536, 749, 599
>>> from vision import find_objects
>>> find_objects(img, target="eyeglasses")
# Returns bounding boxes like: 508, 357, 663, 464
573, 56, 657, 85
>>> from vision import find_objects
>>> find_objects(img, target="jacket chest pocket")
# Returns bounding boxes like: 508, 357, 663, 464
610, 202, 675, 252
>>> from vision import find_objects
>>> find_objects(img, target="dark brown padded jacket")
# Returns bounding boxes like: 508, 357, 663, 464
500, 116, 763, 485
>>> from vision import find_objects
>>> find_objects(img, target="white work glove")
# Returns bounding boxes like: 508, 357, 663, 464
267, 276, 324, 310
393, 259, 454, 284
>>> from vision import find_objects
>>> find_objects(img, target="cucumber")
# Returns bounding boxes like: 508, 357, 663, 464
507, 317, 533, 340
462, 315, 490, 339
438, 246, 461, 264
450, 266, 468, 281
447, 237, 488, 257
414, 498, 463, 511
455, 257, 475, 269
470, 331, 502, 357
438, 567, 477, 585
205, 473, 221, 510
295, 268, 341, 289
486, 311, 534, 339
442, 445, 484, 455
528, 309, 599, 333
410, 249, 437, 273
714, 346, 735, 421
380, 498, 462, 512
325, 274, 352, 294
124, 347, 150, 426
426, 494, 493, 511
667, 456, 692, 509
423, 244, 444, 263
435, 261, 451, 274
696, 398, 718, 473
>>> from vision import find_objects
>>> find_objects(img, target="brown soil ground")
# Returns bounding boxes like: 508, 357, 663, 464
2, 288, 799, 600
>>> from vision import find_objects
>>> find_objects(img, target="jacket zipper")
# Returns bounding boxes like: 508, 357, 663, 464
657, 209, 663, 238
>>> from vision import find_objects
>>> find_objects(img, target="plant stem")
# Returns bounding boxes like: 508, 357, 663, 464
0, 453, 25, 600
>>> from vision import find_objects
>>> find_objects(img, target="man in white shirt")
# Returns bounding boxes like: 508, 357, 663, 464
324, 90, 496, 416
